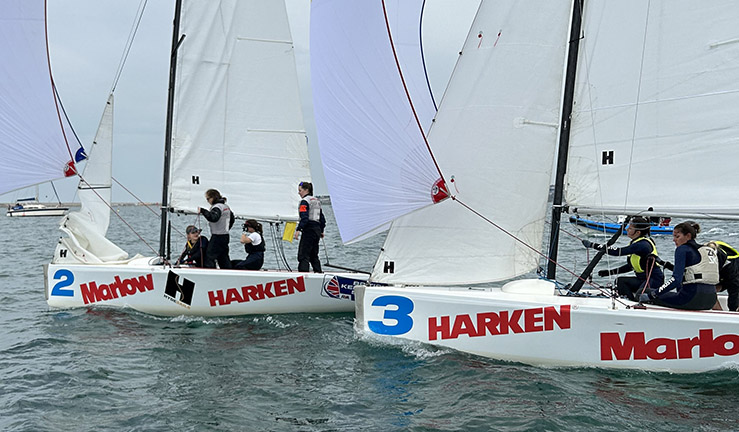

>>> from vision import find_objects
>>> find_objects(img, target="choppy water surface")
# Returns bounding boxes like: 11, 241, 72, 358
1, 206, 738, 431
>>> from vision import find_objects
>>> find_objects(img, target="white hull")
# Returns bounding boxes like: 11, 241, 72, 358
46, 259, 367, 316
355, 280, 739, 373
7, 207, 68, 217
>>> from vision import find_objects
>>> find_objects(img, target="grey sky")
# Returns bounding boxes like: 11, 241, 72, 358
4, 0, 478, 203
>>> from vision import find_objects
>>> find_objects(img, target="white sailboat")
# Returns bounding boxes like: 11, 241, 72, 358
311, 0, 739, 372
6, 183, 69, 217
39, 0, 368, 316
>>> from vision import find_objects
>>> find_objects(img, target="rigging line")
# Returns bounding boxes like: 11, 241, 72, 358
451, 196, 620, 300
112, 177, 159, 218
76, 174, 159, 256
50, 181, 62, 205
418, 0, 438, 111
381, 0, 446, 184
111, 0, 149, 93
623, 0, 652, 209
44, 0, 74, 166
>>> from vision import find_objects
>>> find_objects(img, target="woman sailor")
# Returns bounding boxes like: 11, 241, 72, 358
233, 219, 265, 270
198, 188, 234, 269
293, 181, 325, 273
644, 221, 718, 310
582, 216, 664, 301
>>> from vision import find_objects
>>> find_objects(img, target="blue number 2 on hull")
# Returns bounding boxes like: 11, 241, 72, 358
51, 269, 75, 297
367, 295, 414, 335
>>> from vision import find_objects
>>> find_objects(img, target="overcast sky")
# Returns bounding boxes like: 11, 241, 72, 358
4, 0, 479, 203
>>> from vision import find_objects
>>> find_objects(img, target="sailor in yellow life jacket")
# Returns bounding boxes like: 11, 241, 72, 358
582, 216, 664, 301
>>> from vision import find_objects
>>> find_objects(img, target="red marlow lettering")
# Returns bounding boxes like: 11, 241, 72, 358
699, 329, 715, 358
645, 338, 677, 360
524, 308, 544, 332
476, 312, 500, 336
428, 316, 451, 341
225, 288, 243, 305
713, 333, 739, 356
208, 290, 225, 307
121, 277, 137, 295
600, 332, 647, 361
499, 310, 523, 334
544, 305, 571, 331
450, 314, 479, 339
274, 279, 287, 297
132, 274, 154, 293
99, 284, 113, 301
677, 335, 701, 359
80, 282, 98, 305
287, 276, 306, 294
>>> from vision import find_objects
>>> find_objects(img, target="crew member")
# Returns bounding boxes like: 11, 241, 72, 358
583, 216, 664, 300
233, 219, 265, 270
645, 221, 718, 310
175, 225, 209, 267
294, 181, 325, 273
198, 188, 234, 269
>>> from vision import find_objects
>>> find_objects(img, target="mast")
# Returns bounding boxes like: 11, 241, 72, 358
547, 0, 583, 279
159, 0, 184, 258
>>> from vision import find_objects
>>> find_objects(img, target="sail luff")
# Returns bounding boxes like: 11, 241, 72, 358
159, 0, 183, 258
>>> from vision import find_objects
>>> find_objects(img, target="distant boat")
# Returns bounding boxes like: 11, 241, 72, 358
6, 184, 68, 217
569, 215, 673, 235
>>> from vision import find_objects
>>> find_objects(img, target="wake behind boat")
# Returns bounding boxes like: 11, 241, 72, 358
569, 215, 673, 235
311, 0, 739, 372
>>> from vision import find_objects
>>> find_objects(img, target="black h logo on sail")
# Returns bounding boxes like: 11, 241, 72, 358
384, 261, 395, 274
165, 271, 195, 306
192, 175, 200, 184
601, 150, 614, 165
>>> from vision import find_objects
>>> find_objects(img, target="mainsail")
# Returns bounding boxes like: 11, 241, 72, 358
371, 0, 572, 284
565, 0, 739, 218
168, 0, 311, 222
311, 0, 441, 244
0, 0, 85, 195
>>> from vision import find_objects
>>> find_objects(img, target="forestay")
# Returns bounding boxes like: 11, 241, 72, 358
0, 0, 85, 195
565, 0, 739, 218
169, 0, 310, 222
372, 0, 571, 284
311, 0, 441, 244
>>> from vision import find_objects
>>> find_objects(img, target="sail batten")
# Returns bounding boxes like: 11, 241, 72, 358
565, 0, 739, 215
168, 0, 310, 221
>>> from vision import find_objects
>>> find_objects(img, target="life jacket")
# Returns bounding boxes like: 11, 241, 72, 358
305, 195, 322, 222
628, 236, 659, 274
209, 202, 232, 235
684, 242, 720, 285
713, 240, 739, 261
244, 233, 265, 254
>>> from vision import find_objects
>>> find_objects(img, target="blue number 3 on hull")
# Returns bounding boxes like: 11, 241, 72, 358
367, 295, 414, 335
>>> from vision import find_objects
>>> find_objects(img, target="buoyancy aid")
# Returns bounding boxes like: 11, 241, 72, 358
305, 195, 322, 222
209, 203, 232, 235
713, 240, 739, 261
244, 233, 265, 254
628, 236, 659, 274
684, 242, 720, 285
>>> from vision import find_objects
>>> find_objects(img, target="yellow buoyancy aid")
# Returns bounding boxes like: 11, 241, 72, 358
629, 236, 659, 274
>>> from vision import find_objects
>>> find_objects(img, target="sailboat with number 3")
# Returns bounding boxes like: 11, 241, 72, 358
311, 0, 739, 372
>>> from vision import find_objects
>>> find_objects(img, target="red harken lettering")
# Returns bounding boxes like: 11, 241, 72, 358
80, 274, 155, 305
428, 305, 571, 341
601, 329, 739, 361
208, 276, 306, 307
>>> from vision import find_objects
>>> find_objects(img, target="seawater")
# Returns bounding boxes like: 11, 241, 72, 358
1, 206, 738, 431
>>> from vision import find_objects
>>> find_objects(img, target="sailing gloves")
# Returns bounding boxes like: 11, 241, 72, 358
597, 269, 610, 277
581, 239, 604, 250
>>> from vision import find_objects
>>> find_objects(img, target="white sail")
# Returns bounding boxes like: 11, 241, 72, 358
169, 0, 311, 222
311, 0, 442, 244
371, 0, 572, 284
565, 0, 739, 217
57, 95, 128, 263
0, 0, 85, 195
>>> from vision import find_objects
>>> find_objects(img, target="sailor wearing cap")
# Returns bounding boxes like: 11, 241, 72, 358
176, 225, 209, 267
582, 216, 664, 301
